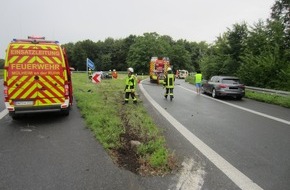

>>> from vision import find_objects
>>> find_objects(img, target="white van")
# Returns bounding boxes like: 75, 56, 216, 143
177, 70, 188, 79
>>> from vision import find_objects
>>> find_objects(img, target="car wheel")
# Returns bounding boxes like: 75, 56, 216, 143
201, 87, 205, 94
212, 89, 217, 98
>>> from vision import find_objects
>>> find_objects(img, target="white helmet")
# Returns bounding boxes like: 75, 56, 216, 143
128, 67, 134, 73
167, 67, 172, 71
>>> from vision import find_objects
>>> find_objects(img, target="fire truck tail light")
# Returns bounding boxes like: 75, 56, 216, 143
65, 84, 69, 96
4, 86, 8, 98
61, 104, 68, 109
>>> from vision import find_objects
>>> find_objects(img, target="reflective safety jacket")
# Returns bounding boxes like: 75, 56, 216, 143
125, 75, 135, 92
164, 73, 175, 89
195, 73, 202, 83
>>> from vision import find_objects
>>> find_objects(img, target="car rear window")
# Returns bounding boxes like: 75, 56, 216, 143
222, 79, 240, 84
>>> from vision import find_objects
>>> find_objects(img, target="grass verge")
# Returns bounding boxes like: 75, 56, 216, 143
245, 90, 290, 108
73, 73, 177, 176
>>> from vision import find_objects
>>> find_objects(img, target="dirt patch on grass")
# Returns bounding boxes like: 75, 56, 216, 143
109, 102, 178, 176
112, 132, 141, 174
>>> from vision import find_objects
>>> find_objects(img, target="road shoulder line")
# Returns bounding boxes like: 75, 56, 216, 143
0, 109, 8, 120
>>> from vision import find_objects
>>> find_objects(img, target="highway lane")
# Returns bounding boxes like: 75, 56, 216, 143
1, 77, 289, 190
140, 78, 290, 190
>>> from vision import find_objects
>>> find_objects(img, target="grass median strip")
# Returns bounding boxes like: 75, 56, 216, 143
73, 73, 177, 176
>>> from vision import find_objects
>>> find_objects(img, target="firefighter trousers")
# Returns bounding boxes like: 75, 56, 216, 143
125, 91, 137, 103
164, 88, 174, 98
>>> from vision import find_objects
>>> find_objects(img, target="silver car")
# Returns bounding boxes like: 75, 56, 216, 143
201, 76, 245, 99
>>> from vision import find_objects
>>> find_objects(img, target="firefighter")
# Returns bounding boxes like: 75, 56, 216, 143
123, 67, 137, 104
175, 69, 179, 78
88, 69, 92, 79
108, 70, 112, 78
163, 67, 175, 101
112, 69, 118, 79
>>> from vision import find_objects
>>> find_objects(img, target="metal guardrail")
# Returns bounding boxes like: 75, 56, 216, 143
246, 86, 290, 96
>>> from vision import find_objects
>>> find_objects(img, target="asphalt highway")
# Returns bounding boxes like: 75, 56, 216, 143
140, 78, 290, 190
0, 79, 289, 190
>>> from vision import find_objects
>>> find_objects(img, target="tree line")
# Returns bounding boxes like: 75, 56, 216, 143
1, 0, 289, 91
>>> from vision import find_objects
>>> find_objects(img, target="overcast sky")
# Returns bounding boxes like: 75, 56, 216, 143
0, 0, 275, 59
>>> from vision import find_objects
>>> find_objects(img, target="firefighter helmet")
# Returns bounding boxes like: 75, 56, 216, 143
128, 67, 134, 73
167, 67, 172, 71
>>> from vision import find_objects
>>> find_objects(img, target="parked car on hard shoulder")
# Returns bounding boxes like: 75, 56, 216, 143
201, 76, 245, 100
101, 72, 112, 79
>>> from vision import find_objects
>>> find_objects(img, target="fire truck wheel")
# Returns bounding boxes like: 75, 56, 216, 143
10, 112, 20, 120
12, 115, 20, 120
61, 108, 70, 116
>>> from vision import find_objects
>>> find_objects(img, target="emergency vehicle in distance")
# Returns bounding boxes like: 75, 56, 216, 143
149, 57, 170, 84
3, 36, 73, 119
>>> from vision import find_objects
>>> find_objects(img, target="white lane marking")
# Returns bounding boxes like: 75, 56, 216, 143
139, 82, 263, 190
179, 85, 290, 126
20, 128, 33, 132
0, 109, 8, 120
175, 158, 205, 190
